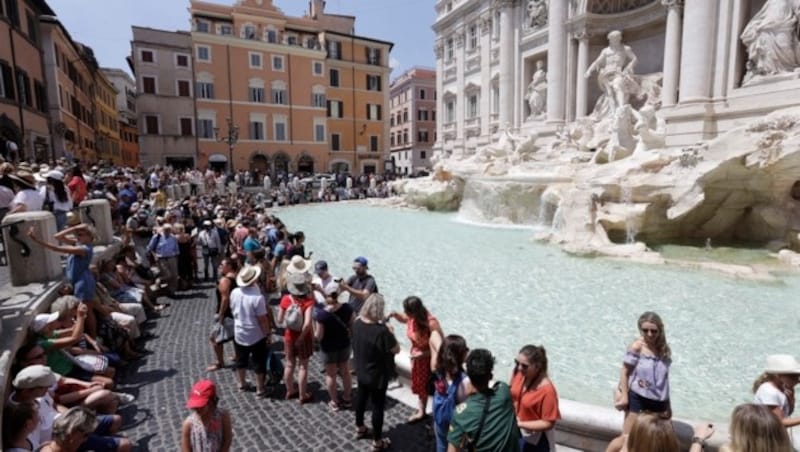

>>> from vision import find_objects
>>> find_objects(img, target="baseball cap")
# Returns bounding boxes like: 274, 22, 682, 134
13, 364, 57, 389
186, 379, 217, 409
31, 312, 60, 333
314, 260, 328, 274
354, 256, 368, 268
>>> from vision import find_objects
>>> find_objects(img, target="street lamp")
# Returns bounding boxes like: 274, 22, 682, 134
214, 117, 239, 173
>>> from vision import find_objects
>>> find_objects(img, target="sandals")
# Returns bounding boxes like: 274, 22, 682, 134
407, 412, 428, 423
339, 398, 352, 409
206, 363, 224, 371
328, 400, 340, 412
372, 438, 391, 450
355, 427, 371, 440
300, 393, 314, 404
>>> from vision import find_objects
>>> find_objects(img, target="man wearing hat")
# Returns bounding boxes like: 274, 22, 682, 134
9, 170, 45, 213
339, 256, 378, 315
147, 223, 180, 296
229, 265, 271, 397
198, 219, 223, 281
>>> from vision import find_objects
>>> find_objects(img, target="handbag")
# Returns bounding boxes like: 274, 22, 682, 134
211, 317, 235, 344
64, 350, 109, 374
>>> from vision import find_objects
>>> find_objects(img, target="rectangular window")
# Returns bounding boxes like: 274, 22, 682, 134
327, 40, 341, 59
469, 25, 478, 50
467, 94, 478, 118
446, 38, 454, 60
145, 115, 159, 134
369, 135, 378, 152
366, 74, 382, 91
249, 87, 265, 103
16, 70, 30, 106
366, 47, 381, 65
403, 109, 408, 123
331, 133, 340, 151
26, 13, 37, 44
312, 93, 326, 108
266, 29, 277, 43
327, 100, 343, 118
249, 52, 262, 69
176, 54, 189, 67
274, 121, 286, 141
196, 46, 210, 62
141, 50, 154, 63
314, 123, 325, 142
0, 61, 12, 100
197, 82, 214, 99
329, 69, 339, 87
271, 88, 286, 105
272, 55, 284, 71
287, 35, 297, 46
491, 85, 499, 114
421, 150, 427, 159
196, 21, 209, 33
243, 25, 256, 39
5, 0, 19, 27
446, 101, 455, 123
419, 89, 426, 100
198, 119, 214, 139
367, 104, 382, 121
142, 77, 156, 94
180, 117, 193, 136
34, 81, 46, 113
249, 121, 264, 140
418, 131, 429, 143
177, 80, 191, 97
220, 24, 233, 36
313, 61, 323, 75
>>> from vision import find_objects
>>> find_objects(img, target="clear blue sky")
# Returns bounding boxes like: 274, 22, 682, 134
45, 0, 435, 77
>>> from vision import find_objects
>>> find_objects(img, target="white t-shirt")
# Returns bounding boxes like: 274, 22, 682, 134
42, 186, 73, 212
754, 381, 791, 417
12, 188, 44, 211
7, 392, 58, 447
230, 285, 267, 345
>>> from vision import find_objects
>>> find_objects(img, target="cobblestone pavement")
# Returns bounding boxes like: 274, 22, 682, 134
116, 281, 435, 452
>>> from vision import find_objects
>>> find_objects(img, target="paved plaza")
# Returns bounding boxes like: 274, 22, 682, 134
114, 281, 435, 451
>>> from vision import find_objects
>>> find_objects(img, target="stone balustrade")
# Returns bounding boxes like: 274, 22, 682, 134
2, 211, 62, 287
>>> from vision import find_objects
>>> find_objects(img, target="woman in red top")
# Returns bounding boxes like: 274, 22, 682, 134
387, 296, 443, 422
66, 166, 87, 205
510, 344, 561, 452
278, 272, 316, 403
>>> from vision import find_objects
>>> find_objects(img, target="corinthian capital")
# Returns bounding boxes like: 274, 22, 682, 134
661, 0, 684, 11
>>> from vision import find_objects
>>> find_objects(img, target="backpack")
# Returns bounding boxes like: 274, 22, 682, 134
433, 370, 465, 436
285, 298, 304, 332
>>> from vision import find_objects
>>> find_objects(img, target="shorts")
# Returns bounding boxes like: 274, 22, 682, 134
234, 337, 267, 374
81, 434, 123, 451
322, 346, 351, 365
66, 366, 94, 382
628, 390, 669, 413
285, 335, 313, 360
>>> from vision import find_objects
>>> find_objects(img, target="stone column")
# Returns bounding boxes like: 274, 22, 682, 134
661, 0, 684, 106
479, 15, 493, 139
78, 199, 114, 246
454, 28, 466, 154
433, 41, 445, 157
546, 0, 568, 122
678, 0, 717, 102
3, 212, 62, 286
498, 0, 516, 126
574, 31, 591, 117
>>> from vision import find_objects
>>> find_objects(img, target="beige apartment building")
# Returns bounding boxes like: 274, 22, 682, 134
189, 0, 392, 176
389, 67, 436, 176
130, 26, 197, 168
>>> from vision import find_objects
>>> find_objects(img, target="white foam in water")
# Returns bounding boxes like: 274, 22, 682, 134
277, 203, 800, 421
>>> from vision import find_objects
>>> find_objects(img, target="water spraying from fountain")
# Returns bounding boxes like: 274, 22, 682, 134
621, 186, 638, 244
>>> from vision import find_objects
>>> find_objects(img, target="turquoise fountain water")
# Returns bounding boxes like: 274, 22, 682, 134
275, 203, 800, 421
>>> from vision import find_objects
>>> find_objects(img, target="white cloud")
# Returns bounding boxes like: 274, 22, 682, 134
389, 57, 400, 70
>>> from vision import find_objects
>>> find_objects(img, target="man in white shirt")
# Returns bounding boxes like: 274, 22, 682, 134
198, 220, 223, 281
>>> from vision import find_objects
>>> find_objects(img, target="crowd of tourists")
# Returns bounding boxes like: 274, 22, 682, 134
1, 158, 799, 451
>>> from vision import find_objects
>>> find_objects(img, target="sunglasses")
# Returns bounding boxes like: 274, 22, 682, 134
514, 359, 529, 371
641, 328, 659, 334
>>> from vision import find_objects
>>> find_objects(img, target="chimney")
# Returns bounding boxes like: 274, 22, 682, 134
309, 0, 325, 19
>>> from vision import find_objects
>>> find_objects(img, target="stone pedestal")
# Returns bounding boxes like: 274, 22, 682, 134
78, 199, 113, 246
2, 212, 62, 286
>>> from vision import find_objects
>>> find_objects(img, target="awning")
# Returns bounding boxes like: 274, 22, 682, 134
208, 153, 228, 163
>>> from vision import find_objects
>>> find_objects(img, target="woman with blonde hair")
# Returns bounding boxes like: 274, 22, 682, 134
352, 293, 399, 450
720, 403, 791, 452
607, 311, 672, 452
622, 413, 713, 452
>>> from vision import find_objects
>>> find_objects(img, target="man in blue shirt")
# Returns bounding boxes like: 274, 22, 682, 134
147, 223, 180, 296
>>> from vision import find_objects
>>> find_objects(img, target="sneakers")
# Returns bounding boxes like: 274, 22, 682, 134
115, 392, 136, 406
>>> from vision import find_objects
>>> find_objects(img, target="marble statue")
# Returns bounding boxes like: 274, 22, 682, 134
526, 61, 548, 120
741, 0, 800, 84
526, 0, 548, 29
592, 105, 636, 163
585, 30, 639, 117
632, 105, 666, 153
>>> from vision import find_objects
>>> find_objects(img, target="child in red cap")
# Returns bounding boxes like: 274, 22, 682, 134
180, 380, 232, 452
